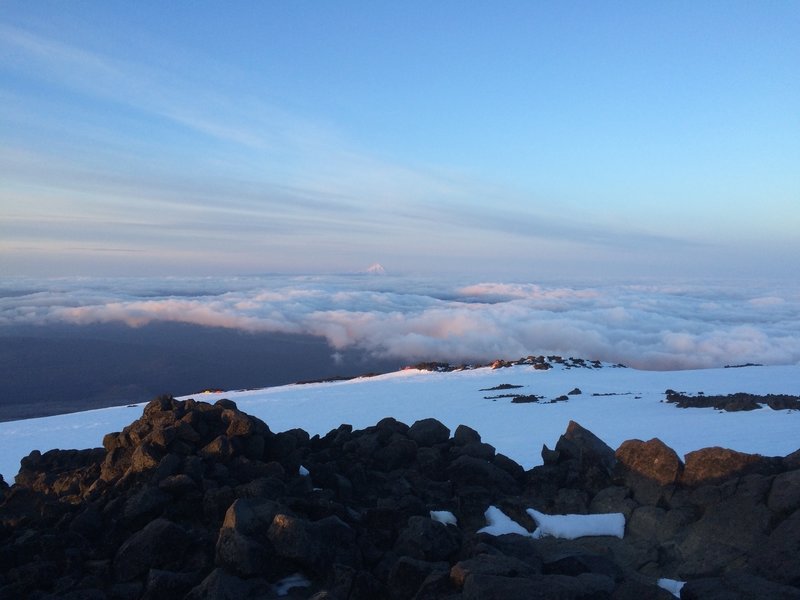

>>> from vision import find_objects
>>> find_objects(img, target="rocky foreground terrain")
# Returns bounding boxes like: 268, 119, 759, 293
1, 396, 799, 599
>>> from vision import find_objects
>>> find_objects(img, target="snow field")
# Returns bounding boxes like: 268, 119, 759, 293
1, 363, 798, 482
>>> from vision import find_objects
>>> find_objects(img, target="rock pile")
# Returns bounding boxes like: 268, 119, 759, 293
1, 396, 799, 599
664, 389, 800, 412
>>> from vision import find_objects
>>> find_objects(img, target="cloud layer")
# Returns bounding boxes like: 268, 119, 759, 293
2, 276, 799, 371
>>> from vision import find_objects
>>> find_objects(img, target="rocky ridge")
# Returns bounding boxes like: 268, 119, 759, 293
0, 395, 799, 599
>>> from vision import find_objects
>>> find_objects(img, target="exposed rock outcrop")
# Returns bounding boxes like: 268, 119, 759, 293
1, 395, 798, 599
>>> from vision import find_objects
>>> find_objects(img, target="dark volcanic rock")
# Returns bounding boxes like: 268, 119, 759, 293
681, 572, 800, 600
407, 418, 450, 447
556, 420, 616, 475
113, 518, 190, 581
3, 394, 800, 600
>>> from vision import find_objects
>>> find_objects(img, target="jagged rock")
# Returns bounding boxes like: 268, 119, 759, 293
541, 444, 560, 465
555, 421, 616, 482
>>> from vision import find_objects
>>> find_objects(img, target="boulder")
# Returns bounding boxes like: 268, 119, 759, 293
767, 469, 800, 515
615, 438, 682, 487
555, 421, 616, 473
407, 418, 450, 447
453, 424, 482, 446
681, 447, 764, 486
614, 438, 683, 505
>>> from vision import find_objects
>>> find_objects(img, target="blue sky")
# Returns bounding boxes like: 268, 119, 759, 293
1, 2, 798, 280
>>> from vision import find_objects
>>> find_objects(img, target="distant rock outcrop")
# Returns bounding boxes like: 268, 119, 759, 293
1, 396, 799, 598
665, 389, 800, 412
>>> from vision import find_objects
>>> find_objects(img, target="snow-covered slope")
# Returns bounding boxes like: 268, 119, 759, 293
1, 362, 798, 482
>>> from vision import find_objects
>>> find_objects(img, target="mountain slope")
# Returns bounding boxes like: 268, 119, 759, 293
1, 360, 798, 482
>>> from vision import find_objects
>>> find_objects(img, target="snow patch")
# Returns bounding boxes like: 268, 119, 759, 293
298, 465, 310, 476
477, 506, 625, 541
430, 510, 457, 526
657, 578, 686, 598
477, 506, 530, 536
527, 508, 625, 540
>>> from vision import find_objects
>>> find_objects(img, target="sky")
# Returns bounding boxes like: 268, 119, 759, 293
1, 2, 799, 280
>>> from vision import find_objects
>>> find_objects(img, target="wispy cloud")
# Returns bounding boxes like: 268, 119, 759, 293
2, 276, 798, 371
1, 23, 722, 279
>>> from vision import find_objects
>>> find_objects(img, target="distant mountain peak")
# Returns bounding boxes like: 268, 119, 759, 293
364, 263, 386, 276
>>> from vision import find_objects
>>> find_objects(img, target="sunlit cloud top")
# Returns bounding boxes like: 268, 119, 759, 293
3, 276, 799, 371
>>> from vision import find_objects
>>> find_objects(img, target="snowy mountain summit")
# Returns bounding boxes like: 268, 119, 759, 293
363, 262, 387, 275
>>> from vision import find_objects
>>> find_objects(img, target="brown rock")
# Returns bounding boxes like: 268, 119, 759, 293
682, 447, 763, 486
615, 438, 683, 486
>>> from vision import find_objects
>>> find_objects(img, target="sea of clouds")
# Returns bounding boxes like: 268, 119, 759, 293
2, 275, 798, 370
